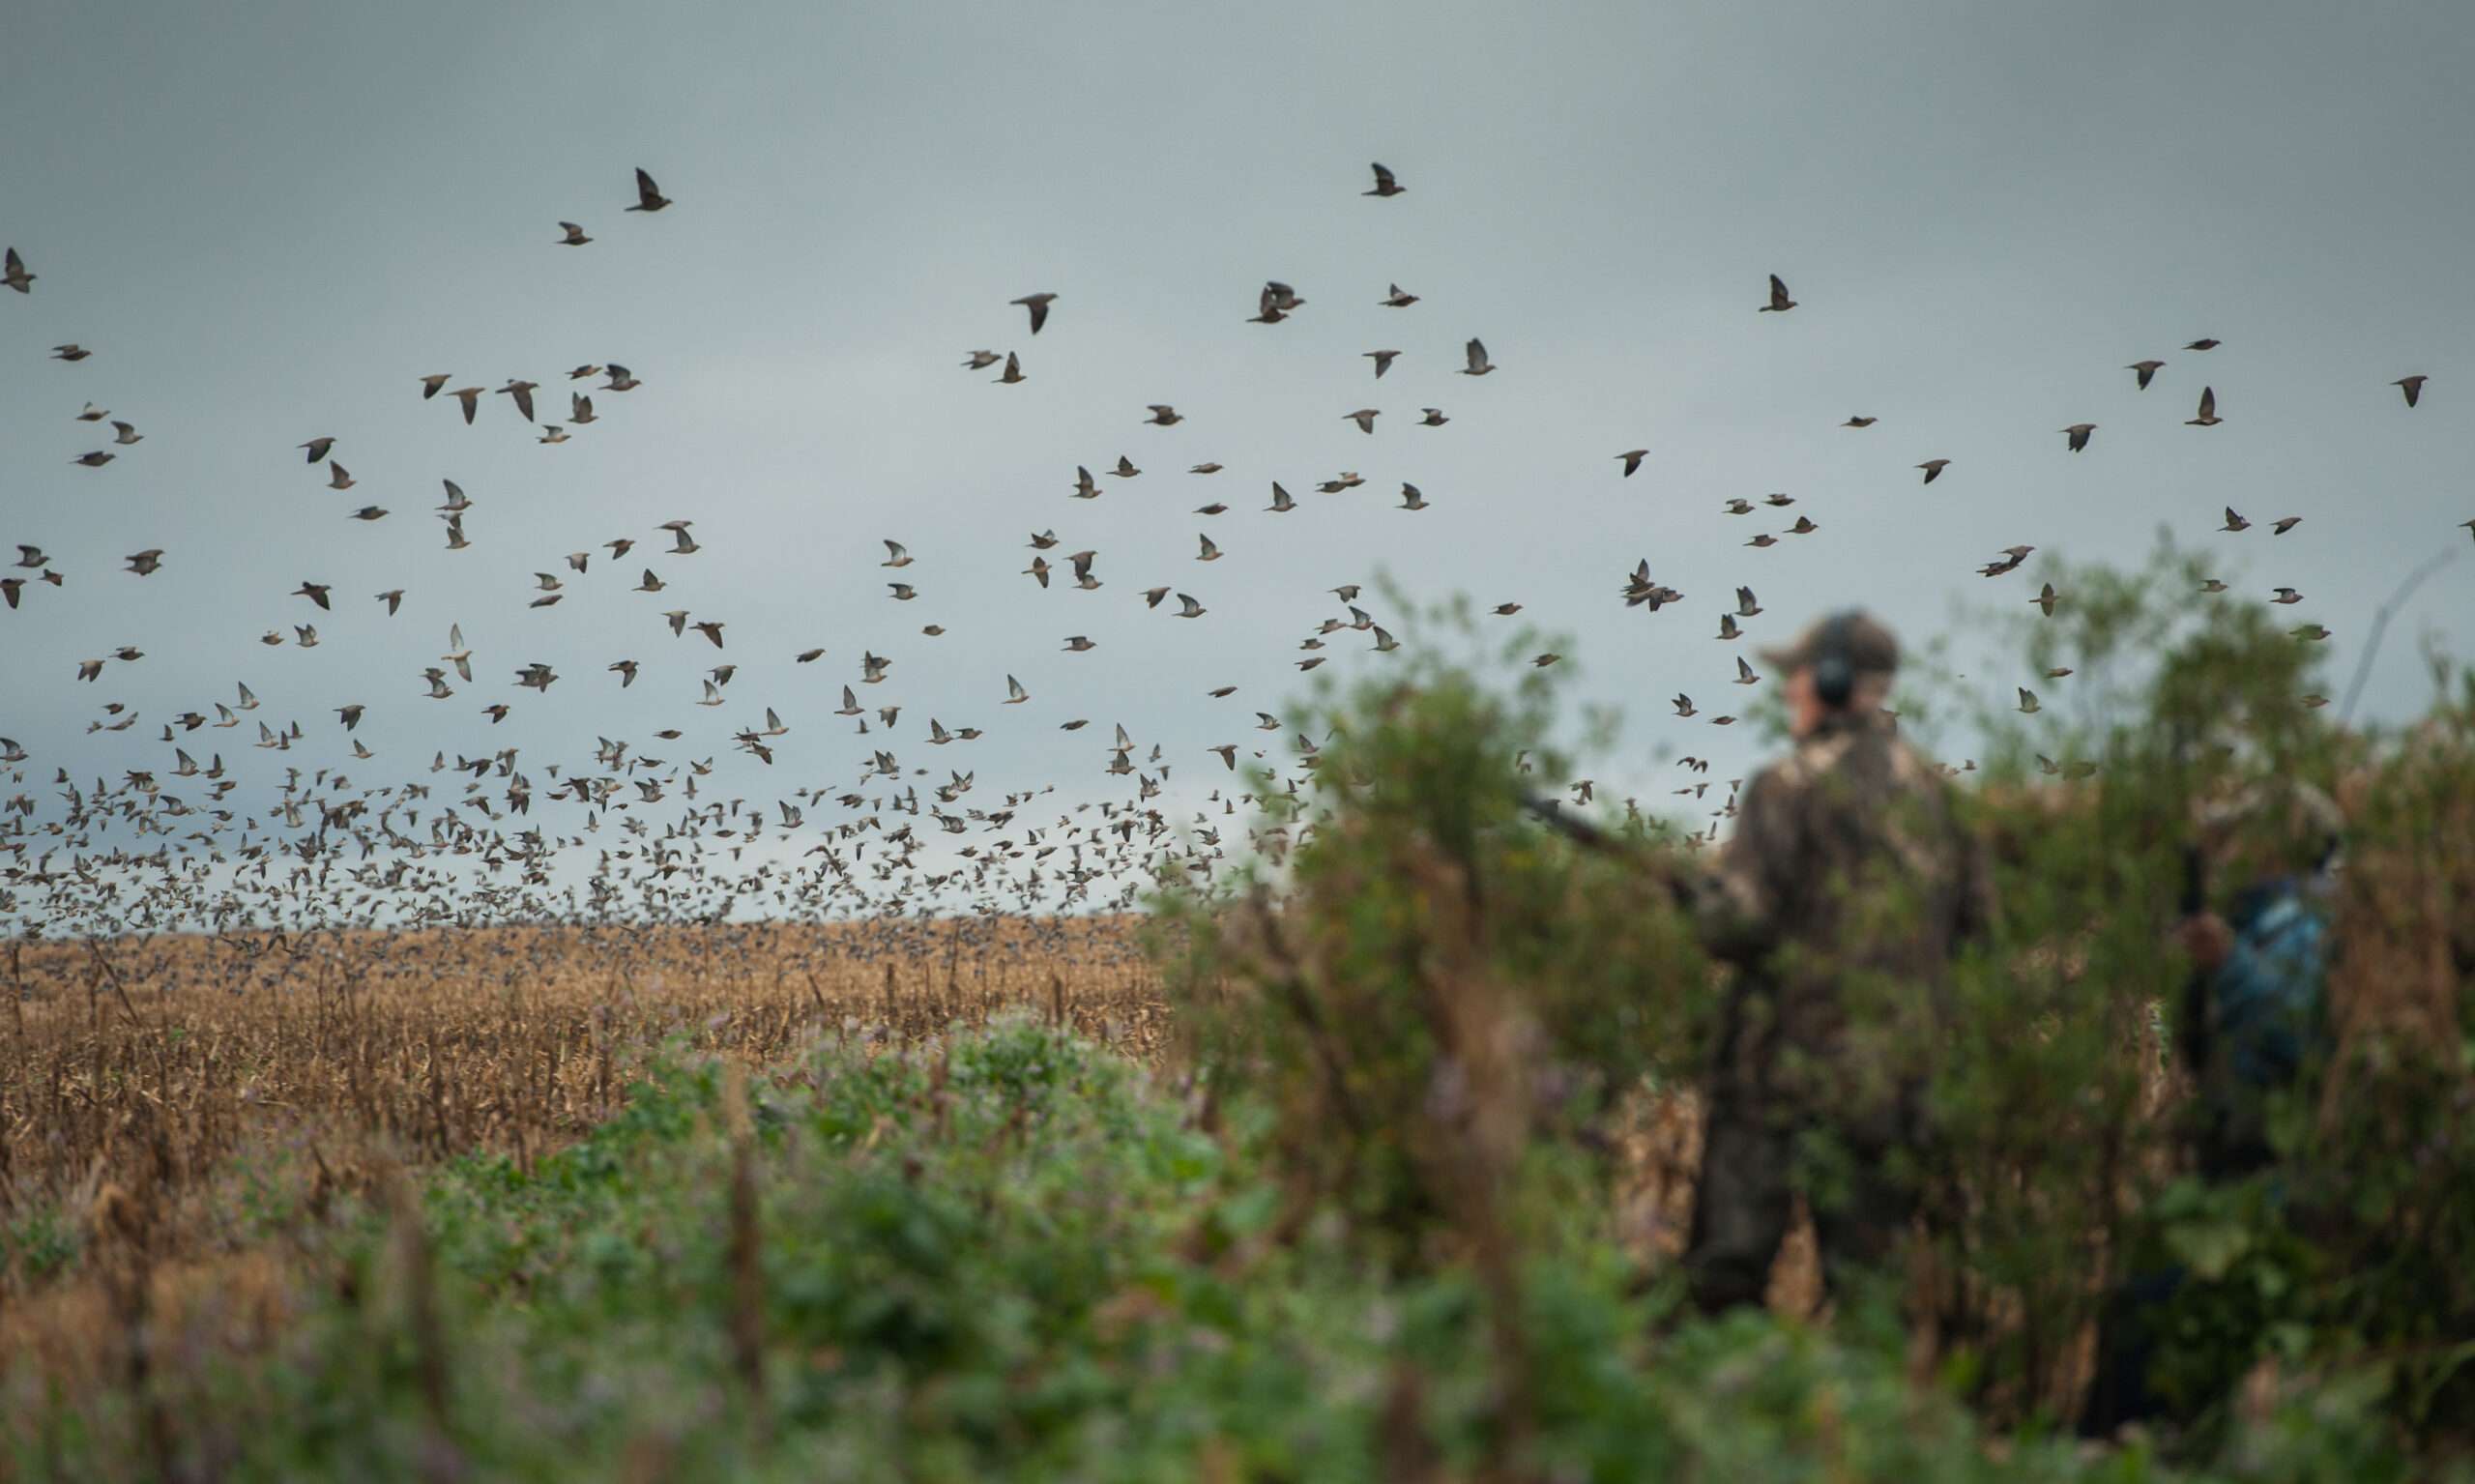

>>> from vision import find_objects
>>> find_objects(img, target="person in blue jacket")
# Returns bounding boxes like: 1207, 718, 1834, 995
2080, 782, 2344, 1436
2172, 802, 2340, 1181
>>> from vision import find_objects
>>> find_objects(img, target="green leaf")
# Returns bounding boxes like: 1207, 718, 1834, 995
2163, 1217, 2254, 1281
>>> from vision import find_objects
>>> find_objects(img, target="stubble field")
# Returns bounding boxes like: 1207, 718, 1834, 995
3, 917, 1172, 1232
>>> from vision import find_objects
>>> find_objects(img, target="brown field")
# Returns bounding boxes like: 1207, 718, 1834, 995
0, 914, 1730, 1346
2, 918, 1170, 1286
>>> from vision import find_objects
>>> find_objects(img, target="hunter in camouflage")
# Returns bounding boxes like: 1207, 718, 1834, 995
1683, 611, 1995, 1314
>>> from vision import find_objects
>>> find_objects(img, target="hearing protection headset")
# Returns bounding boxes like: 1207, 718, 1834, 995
1812, 611, 1858, 709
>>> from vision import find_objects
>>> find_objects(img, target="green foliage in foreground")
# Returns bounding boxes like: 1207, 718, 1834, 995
2, 1021, 2439, 1482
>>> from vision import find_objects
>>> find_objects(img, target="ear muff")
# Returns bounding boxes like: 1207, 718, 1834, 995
1812, 612, 1857, 709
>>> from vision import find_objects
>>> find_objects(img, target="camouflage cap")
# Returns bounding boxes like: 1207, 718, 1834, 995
2195, 779, 2344, 854
1757, 610, 1901, 678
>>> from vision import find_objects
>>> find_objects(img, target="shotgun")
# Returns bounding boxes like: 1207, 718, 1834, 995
1519, 793, 1701, 907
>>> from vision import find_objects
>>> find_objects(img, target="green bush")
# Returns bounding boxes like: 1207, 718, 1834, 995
1157, 615, 1716, 1281
1940, 543, 2475, 1441
1161, 551, 2475, 1463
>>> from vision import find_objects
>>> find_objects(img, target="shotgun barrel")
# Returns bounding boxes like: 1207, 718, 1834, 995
1519, 793, 1699, 906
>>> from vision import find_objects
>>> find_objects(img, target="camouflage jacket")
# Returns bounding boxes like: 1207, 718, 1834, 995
1696, 712, 1994, 1098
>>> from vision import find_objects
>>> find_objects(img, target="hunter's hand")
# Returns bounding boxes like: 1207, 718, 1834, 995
2175, 913, 2233, 974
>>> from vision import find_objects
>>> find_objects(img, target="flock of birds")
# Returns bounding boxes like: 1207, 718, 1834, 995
3, 161, 2468, 937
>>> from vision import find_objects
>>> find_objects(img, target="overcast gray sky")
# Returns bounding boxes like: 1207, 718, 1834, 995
5, 1, 2472, 910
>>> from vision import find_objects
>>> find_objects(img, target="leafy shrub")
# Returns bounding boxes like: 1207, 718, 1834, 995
1157, 618, 1717, 1281
1163, 549, 2475, 1461
1942, 542, 2475, 1442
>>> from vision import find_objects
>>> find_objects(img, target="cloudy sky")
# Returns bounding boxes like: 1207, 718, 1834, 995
4, 1, 2471, 909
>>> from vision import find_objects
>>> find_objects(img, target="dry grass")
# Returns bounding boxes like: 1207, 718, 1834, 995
19, 779, 2448, 1429
1, 917, 1171, 1300
2328, 734, 2475, 1094
0, 911, 1763, 1430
